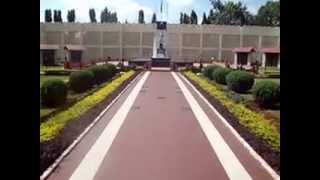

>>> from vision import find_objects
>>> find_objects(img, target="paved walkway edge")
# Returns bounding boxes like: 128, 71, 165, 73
177, 72, 280, 180
40, 72, 144, 180
68, 72, 150, 180
173, 72, 252, 180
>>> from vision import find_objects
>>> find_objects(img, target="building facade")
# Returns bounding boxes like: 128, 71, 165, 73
40, 23, 280, 64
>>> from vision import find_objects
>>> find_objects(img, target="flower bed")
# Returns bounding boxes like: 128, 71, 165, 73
183, 71, 280, 152
40, 70, 135, 142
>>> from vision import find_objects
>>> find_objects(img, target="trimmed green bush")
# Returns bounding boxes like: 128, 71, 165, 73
252, 81, 280, 108
226, 70, 254, 93
41, 79, 68, 108
191, 66, 201, 74
69, 70, 94, 93
88, 66, 112, 85
202, 65, 220, 80
40, 71, 135, 142
104, 63, 117, 77
184, 71, 279, 151
212, 68, 232, 85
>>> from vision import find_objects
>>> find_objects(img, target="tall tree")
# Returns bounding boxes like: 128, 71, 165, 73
179, 12, 184, 24
256, 1, 280, 26
57, 10, 63, 23
138, 10, 145, 24
53, 10, 58, 23
45, 9, 52, 23
207, 9, 214, 24
151, 13, 157, 23
67, 9, 75, 22
89, 9, 97, 23
190, 10, 198, 24
201, 13, 208, 24
100, 7, 118, 23
183, 13, 190, 24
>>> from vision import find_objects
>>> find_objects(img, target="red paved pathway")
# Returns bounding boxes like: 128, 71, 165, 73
45, 71, 278, 180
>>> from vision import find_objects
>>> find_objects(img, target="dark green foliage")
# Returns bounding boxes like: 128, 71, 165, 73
151, 13, 157, 23
190, 10, 198, 24
45, 9, 52, 22
252, 81, 280, 108
256, 1, 280, 26
202, 13, 208, 24
53, 10, 63, 23
138, 10, 145, 24
202, 65, 220, 80
100, 7, 118, 23
88, 66, 112, 85
41, 79, 68, 107
67, 9, 76, 22
89, 9, 97, 23
212, 68, 232, 84
69, 70, 94, 93
226, 70, 254, 93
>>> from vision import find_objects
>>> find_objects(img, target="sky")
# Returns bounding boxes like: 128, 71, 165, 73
40, 0, 273, 24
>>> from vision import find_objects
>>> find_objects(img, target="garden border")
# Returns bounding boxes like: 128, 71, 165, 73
40, 71, 143, 180
180, 72, 280, 176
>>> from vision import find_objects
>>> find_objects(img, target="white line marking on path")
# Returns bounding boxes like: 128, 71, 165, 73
41, 72, 144, 180
68, 71, 151, 180
172, 72, 252, 180
178, 73, 280, 180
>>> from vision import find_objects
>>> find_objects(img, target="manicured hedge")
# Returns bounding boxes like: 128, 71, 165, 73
203, 65, 220, 80
41, 79, 68, 108
88, 65, 112, 85
40, 70, 135, 142
184, 71, 280, 151
69, 70, 94, 93
252, 81, 280, 108
226, 70, 254, 93
212, 68, 232, 85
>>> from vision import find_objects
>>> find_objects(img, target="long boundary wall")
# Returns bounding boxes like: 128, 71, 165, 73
40, 23, 280, 63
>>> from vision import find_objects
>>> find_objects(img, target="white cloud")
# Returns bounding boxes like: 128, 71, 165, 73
167, 0, 193, 7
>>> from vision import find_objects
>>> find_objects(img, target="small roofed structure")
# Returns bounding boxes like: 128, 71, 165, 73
261, 48, 280, 69
232, 47, 255, 69
40, 44, 59, 66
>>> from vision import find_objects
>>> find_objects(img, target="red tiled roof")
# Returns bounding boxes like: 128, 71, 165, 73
40, 44, 59, 50
260, 48, 280, 53
232, 47, 255, 53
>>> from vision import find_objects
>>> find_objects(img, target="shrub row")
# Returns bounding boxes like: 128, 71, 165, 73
184, 71, 280, 151
202, 67, 280, 108
40, 70, 135, 142
41, 64, 117, 107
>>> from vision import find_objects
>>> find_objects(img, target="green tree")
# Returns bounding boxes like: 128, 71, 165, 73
67, 9, 75, 22
138, 10, 145, 24
53, 10, 62, 23
151, 13, 157, 23
180, 12, 184, 24
44, 9, 52, 23
89, 9, 97, 23
256, 1, 280, 26
101, 7, 118, 23
201, 13, 208, 24
183, 13, 191, 24
190, 10, 198, 24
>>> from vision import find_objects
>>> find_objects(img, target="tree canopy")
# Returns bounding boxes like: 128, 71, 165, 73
45, 9, 52, 23
89, 9, 97, 23
138, 10, 145, 24
100, 7, 118, 23
67, 9, 75, 23
151, 13, 157, 23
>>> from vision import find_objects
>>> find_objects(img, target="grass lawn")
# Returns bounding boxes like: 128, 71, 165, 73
40, 75, 69, 87
40, 108, 56, 119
